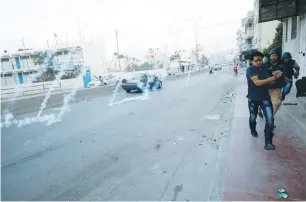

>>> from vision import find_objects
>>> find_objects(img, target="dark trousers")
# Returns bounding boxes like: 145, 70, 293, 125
248, 99, 274, 135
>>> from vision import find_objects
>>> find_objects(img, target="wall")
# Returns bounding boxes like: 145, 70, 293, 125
253, 21, 279, 51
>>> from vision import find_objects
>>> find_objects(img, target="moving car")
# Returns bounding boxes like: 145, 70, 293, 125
121, 73, 162, 93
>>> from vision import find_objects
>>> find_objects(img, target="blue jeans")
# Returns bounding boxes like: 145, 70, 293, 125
282, 80, 293, 100
248, 99, 274, 135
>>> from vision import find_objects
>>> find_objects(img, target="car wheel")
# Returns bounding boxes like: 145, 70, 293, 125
126, 89, 131, 93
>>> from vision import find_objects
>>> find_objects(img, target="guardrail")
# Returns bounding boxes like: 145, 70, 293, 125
1, 82, 62, 101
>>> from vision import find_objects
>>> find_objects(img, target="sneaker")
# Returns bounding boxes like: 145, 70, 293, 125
251, 130, 258, 137
264, 143, 275, 150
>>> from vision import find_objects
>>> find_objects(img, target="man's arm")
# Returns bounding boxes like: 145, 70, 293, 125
251, 75, 276, 86
293, 61, 300, 72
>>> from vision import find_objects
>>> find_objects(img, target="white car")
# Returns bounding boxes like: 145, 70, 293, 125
88, 74, 120, 88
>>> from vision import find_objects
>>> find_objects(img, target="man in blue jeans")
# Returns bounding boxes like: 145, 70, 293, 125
246, 51, 283, 150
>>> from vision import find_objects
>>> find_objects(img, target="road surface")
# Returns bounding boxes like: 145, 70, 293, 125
1, 68, 244, 200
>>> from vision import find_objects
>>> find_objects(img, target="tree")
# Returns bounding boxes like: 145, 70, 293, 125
200, 55, 208, 65
263, 23, 283, 56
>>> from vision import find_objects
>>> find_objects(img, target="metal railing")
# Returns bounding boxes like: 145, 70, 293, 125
1, 82, 62, 101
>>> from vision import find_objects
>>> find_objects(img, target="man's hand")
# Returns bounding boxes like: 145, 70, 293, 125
273, 70, 283, 78
294, 72, 300, 79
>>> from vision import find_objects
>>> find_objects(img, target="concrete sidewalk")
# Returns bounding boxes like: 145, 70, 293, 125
221, 85, 306, 201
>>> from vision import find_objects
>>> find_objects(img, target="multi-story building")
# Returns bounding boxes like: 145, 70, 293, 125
0, 46, 84, 86
253, 0, 279, 51
1, 42, 107, 86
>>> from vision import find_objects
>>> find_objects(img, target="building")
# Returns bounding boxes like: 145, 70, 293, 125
0, 46, 84, 86
253, 0, 279, 51
1, 42, 106, 86
255, 0, 306, 76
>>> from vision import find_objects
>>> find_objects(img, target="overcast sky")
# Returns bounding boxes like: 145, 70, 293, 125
0, 0, 253, 60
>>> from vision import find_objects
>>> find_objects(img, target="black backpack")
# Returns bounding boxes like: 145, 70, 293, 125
295, 77, 306, 97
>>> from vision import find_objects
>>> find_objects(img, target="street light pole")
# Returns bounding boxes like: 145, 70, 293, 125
115, 29, 121, 71
193, 20, 199, 63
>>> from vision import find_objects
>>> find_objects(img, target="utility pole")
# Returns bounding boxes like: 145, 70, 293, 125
46, 40, 50, 48
115, 29, 121, 71
193, 20, 199, 63
21, 37, 30, 70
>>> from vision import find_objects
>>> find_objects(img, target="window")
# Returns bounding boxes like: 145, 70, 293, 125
285, 20, 288, 42
291, 16, 297, 39
20, 56, 29, 60
1, 58, 9, 62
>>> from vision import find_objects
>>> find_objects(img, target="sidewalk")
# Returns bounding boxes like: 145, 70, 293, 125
221, 85, 306, 201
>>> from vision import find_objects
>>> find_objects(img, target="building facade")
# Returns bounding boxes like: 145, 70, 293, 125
1, 46, 84, 86
253, 0, 279, 51
282, 15, 306, 76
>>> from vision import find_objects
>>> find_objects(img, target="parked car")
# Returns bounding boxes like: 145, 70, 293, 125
121, 73, 162, 93
213, 64, 222, 71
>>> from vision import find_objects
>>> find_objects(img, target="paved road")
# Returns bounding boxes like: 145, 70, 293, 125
1, 68, 244, 201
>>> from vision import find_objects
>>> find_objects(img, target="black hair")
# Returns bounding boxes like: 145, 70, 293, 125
249, 51, 264, 61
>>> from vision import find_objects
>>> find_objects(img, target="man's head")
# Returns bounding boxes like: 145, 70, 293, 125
281, 52, 292, 63
249, 51, 264, 68
268, 49, 280, 63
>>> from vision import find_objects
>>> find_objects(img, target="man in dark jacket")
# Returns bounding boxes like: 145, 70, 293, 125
246, 51, 282, 150
281, 52, 300, 100
266, 49, 285, 116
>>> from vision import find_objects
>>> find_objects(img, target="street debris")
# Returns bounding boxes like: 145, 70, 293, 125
155, 143, 161, 150
92, 132, 96, 134
278, 189, 288, 199
205, 114, 221, 120
138, 133, 144, 137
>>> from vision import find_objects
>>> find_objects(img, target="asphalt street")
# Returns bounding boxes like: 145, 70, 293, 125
1, 68, 245, 201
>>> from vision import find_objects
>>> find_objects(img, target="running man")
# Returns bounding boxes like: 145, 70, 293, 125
246, 51, 283, 150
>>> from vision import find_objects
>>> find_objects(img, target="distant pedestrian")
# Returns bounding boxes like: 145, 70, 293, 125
233, 65, 238, 76
281, 52, 300, 101
246, 51, 283, 150
209, 66, 213, 74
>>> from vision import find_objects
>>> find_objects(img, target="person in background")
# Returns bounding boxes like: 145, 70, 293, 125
209, 66, 213, 74
233, 65, 238, 76
246, 51, 283, 150
266, 49, 285, 118
281, 52, 300, 101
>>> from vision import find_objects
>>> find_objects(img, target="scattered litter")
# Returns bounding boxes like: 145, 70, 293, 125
92, 132, 96, 134
80, 140, 82, 143
155, 144, 161, 150
223, 101, 227, 103
199, 143, 203, 145
163, 171, 167, 174
190, 128, 197, 131
205, 114, 221, 120
92, 140, 95, 143
278, 189, 288, 199
202, 135, 206, 137
138, 133, 144, 137
177, 137, 184, 141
